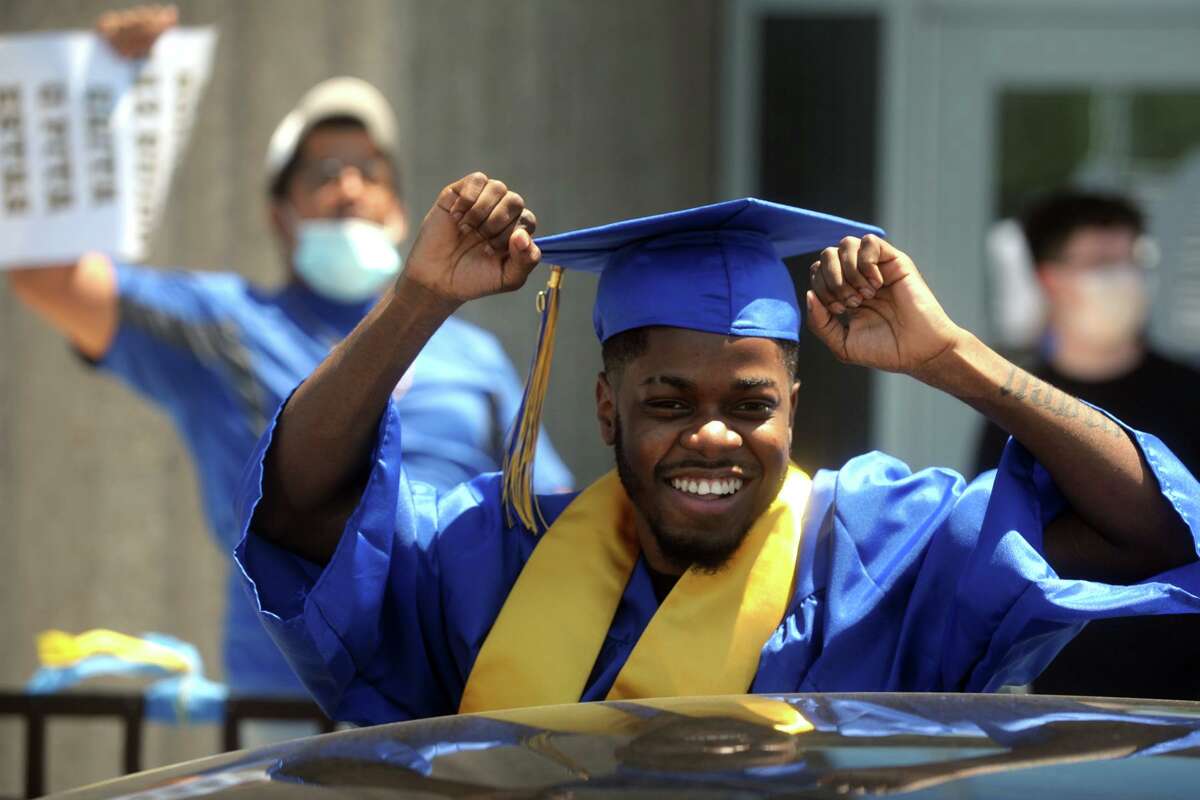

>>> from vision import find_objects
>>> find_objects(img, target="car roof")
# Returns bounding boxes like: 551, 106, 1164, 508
49, 693, 1200, 799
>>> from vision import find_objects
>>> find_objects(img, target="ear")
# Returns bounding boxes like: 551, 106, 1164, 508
388, 200, 410, 244
787, 380, 801, 446
1036, 263, 1058, 293
596, 371, 617, 446
268, 200, 293, 250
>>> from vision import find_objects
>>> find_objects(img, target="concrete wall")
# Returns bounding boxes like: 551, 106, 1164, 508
0, 0, 719, 791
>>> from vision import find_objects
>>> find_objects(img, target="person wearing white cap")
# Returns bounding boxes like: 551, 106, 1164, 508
261, 75, 409, 303
6, 6, 572, 703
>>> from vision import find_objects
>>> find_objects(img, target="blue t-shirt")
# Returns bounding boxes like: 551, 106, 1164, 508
234, 398, 1200, 724
96, 263, 573, 695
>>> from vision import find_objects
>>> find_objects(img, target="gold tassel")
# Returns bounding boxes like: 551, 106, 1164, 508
502, 265, 564, 532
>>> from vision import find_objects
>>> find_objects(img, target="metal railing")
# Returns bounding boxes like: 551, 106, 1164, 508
0, 690, 334, 798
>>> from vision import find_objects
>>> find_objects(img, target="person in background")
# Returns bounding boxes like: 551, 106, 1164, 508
5, 6, 572, 703
974, 189, 1200, 700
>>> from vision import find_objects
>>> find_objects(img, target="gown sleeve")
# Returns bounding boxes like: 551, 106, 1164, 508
957, 421, 1200, 691
805, 414, 1200, 693
232, 397, 521, 725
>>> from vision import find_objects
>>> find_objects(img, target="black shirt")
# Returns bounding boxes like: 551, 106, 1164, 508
973, 350, 1200, 700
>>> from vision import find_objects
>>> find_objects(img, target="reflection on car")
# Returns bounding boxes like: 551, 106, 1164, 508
50, 693, 1200, 798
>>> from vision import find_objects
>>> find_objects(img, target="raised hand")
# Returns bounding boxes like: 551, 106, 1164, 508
805, 235, 966, 381
402, 172, 541, 305
97, 4, 178, 59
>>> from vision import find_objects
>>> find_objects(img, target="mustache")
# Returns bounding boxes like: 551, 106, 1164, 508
654, 459, 755, 479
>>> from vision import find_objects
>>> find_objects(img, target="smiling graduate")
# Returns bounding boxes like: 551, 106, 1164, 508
235, 173, 1200, 725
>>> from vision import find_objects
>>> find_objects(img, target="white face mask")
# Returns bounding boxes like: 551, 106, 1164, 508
292, 217, 402, 303
1053, 265, 1150, 349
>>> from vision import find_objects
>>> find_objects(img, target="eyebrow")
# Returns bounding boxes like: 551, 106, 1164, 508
640, 375, 695, 390
639, 375, 779, 391
734, 377, 779, 390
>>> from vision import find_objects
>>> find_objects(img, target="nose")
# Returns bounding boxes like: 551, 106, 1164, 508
680, 419, 743, 459
332, 165, 366, 199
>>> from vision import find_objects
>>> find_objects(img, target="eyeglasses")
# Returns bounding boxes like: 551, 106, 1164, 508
1048, 236, 1160, 273
293, 155, 394, 192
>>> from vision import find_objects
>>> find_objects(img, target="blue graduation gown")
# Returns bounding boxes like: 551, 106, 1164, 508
235, 398, 1200, 725
96, 264, 573, 695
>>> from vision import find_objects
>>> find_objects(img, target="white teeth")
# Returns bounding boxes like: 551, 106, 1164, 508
671, 477, 744, 497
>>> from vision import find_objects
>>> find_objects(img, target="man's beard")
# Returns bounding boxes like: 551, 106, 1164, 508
613, 415, 755, 573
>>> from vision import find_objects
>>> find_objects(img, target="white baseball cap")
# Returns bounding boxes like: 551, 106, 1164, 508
264, 76, 398, 190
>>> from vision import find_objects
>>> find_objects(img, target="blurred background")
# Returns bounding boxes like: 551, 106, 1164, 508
2, 0, 1200, 792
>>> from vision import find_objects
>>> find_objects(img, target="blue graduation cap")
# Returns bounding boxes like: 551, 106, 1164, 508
502, 198, 884, 531
541, 198, 884, 343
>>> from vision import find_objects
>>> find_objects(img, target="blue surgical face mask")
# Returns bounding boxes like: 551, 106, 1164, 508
292, 217, 402, 303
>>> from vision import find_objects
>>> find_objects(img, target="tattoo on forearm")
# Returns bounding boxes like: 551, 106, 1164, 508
999, 365, 1120, 437
1000, 365, 1029, 401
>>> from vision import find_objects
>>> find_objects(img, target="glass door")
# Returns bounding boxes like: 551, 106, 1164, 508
884, 3, 1200, 472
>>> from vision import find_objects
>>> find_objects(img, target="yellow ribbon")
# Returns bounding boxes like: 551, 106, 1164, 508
460, 467, 811, 713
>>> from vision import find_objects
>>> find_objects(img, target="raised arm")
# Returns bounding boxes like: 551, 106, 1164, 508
96, 4, 178, 58
806, 235, 1195, 583
7, 255, 119, 359
253, 172, 541, 563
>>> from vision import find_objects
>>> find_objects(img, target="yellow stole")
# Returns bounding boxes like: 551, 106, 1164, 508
459, 466, 812, 714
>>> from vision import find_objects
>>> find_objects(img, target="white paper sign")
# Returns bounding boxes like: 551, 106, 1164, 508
0, 27, 216, 269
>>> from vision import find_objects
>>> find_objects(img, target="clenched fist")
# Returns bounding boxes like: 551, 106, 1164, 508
805, 235, 967, 382
402, 172, 541, 305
